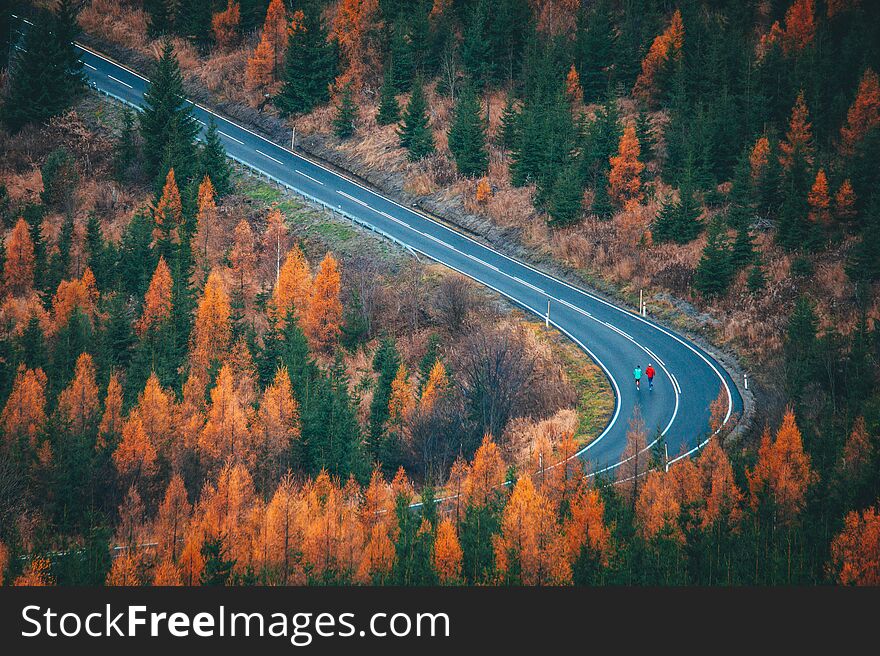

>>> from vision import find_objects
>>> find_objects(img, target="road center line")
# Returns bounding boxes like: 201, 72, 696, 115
218, 130, 244, 144
107, 74, 133, 89
295, 169, 323, 184
337, 190, 373, 210
256, 149, 285, 165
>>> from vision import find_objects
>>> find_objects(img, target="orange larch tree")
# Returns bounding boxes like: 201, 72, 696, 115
262, 207, 290, 286
747, 408, 817, 526
257, 366, 301, 476
807, 168, 831, 224
635, 470, 683, 544
1, 365, 47, 450
633, 9, 684, 104
565, 64, 582, 104
154, 168, 183, 244
779, 91, 814, 169
563, 484, 611, 568
230, 219, 257, 302
830, 506, 880, 585
332, 0, 381, 90
608, 123, 644, 207
245, 0, 288, 95
304, 252, 343, 351
198, 363, 252, 467
493, 475, 571, 585
212, 0, 241, 50
97, 373, 124, 449
193, 176, 219, 274
135, 373, 177, 460
3, 217, 35, 296
14, 557, 54, 586
191, 271, 232, 370
698, 439, 743, 530
113, 410, 159, 487
464, 434, 507, 507
781, 0, 816, 54
270, 244, 311, 327
50, 268, 100, 333
837, 416, 873, 482
262, 473, 304, 584
839, 68, 880, 157
154, 474, 192, 563
834, 179, 857, 221
387, 363, 414, 430
433, 517, 462, 584
57, 353, 100, 435
136, 256, 173, 336
419, 359, 448, 413
749, 135, 770, 183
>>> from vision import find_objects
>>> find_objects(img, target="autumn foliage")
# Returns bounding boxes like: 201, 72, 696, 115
608, 124, 644, 207
303, 252, 342, 351
839, 68, 880, 157
633, 9, 684, 103
3, 218, 35, 296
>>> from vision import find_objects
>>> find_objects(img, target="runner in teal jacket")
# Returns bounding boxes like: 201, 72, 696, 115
634, 365, 642, 390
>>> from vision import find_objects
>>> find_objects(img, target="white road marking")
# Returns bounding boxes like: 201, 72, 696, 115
295, 169, 323, 184
256, 149, 285, 165
337, 190, 373, 210
84, 62, 97, 70
107, 75, 133, 89
218, 130, 244, 144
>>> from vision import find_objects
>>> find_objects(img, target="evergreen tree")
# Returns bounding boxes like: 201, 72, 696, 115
144, 0, 173, 37
846, 196, 880, 286
197, 119, 232, 197
1, 6, 85, 132
139, 40, 200, 183
693, 220, 734, 299
41, 149, 79, 213
575, 0, 614, 101
175, 0, 214, 51
653, 165, 702, 244
461, 0, 491, 88
547, 165, 585, 227
377, 69, 400, 126
784, 296, 819, 400
200, 538, 236, 585
113, 109, 141, 184
731, 225, 756, 270
388, 22, 415, 92
333, 82, 358, 139
497, 94, 520, 151
747, 262, 766, 295
368, 337, 400, 461
448, 83, 488, 178
274, 8, 337, 116
591, 171, 614, 220
398, 79, 434, 160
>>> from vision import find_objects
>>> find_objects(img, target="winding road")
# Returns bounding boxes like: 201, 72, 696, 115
31, 25, 745, 475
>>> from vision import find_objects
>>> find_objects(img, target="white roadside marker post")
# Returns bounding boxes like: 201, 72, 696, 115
546, 299, 550, 328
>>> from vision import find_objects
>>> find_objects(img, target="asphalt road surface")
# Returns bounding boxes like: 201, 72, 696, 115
62, 37, 744, 475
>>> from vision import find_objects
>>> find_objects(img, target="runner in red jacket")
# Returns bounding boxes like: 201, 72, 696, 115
645, 364, 656, 390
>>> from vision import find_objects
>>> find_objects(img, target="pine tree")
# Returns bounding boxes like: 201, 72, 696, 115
377, 69, 400, 126
274, 8, 337, 116
139, 40, 200, 183
846, 196, 880, 286
388, 22, 415, 93
144, 0, 173, 37
113, 109, 140, 183
176, 0, 215, 51
197, 119, 232, 197
547, 165, 585, 227
590, 172, 614, 220
1, 6, 85, 132
447, 83, 488, 178
784, 296, 818, 400
747, 262, 766, 295
333, 82, 359, 139
497, 94, 519, 151
369, 337, 400, 461
731, 226, 756, 270
398, 79, 435, 161
693, 220, 733, 299
653, 164, 702, 244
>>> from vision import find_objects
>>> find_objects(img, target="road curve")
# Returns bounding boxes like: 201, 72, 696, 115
65, 37, 743, 474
